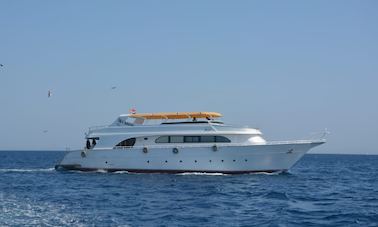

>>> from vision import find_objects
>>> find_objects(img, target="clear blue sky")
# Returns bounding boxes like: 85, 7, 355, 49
1, 1, 377, 154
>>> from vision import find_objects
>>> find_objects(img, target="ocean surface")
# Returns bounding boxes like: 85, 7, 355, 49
0, 151, 377, 226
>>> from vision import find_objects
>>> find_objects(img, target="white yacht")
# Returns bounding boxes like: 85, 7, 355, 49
55, 112, 325, 174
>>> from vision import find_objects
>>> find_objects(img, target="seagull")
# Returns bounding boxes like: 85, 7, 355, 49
0, 64, 3, 67
43, 130, 48, 133
111, 86, 117, 90
48, 90, 52, 98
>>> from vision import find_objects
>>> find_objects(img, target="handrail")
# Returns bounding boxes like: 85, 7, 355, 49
266, 139, 326, 145
88, 125, 108, 131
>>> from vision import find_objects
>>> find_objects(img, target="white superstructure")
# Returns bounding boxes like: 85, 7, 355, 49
55, 112, 325, 173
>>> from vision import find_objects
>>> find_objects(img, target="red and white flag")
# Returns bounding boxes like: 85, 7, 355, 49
129, 108, 137, 114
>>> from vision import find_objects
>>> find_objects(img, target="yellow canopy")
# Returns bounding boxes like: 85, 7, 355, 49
128, 112, 222, 120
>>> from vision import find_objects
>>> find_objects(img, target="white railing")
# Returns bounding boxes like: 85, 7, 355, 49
266, 139, 326, 145
88, 125, 108, 132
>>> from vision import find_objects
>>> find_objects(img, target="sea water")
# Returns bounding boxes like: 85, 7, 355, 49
0, 151, 377, 226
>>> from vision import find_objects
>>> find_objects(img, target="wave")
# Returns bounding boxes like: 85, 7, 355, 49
112, 170, 130, 174
248, 171, 288, 176
264, 191, 290, 200
177, 172, 228, 176
0, 168, 55, 173
0, 195, 83, 226
94, 169, 108, 173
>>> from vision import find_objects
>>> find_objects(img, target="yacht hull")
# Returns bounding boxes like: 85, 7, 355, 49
55, 141, 324, 174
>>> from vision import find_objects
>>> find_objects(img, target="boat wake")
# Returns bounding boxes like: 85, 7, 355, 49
0, 168, 55, 173
0, 194, 82, 226
112, 170, 130, 174
177, 172, 228, 176
248, 171, 286, 176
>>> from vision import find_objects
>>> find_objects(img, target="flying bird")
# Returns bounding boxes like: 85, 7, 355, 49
48, 90, 52, 98
0, 64, 3, 67
111, 86, 117, 90
43, 130, 48, 133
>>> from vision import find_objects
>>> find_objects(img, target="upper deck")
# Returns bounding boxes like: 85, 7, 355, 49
85, 112, 265, 149
88, 111, 262, 137
128, 112, 222, 120
110, 112, 223, 127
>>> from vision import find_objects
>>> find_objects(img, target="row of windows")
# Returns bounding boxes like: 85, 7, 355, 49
155, 136, 231, 143
115, 136, 231, 147
116, 136, 231, 147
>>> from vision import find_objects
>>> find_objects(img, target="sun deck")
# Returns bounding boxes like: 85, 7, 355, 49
128, 112, 222, 120
111, 112, 223, 127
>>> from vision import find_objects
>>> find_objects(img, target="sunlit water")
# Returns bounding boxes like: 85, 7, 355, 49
0, 151, 377, 226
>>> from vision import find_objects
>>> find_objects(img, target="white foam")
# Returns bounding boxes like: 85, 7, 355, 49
177, 172, 228, 176
94, 169, 108, 173
0, 168, 55, 173
112, 170, 130, 174
248, 171, 284, 176
0, 193, 83, 226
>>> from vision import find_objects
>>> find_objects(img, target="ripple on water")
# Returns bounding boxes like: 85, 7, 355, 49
0, 194, 84, 226
263, 191, 290, 201
0, 152, 378, 226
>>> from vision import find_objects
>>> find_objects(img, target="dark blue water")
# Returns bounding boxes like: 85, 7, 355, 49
0, 151, 377, 226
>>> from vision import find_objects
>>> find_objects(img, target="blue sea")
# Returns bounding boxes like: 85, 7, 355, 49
0, 151, 377, 226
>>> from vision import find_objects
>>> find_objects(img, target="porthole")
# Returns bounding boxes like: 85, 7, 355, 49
144, 137, 148, 140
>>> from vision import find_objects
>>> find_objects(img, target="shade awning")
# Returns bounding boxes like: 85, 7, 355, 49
128, 112, 222, 120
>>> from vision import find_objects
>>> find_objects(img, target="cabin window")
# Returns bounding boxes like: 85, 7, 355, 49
170, 136, 184, 143
115, 138, 136, 147
184, 136, 200, 143
201, 136, 216, 143
155, 135, 231, 143
215, 136, 231, 143
155, 136, 169, 143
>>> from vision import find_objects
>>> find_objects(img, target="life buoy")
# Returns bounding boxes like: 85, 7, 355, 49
81, 151, 86, 158
143, 147, 148, 153
173, 148, 179, 154
212, 145, 218, 152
